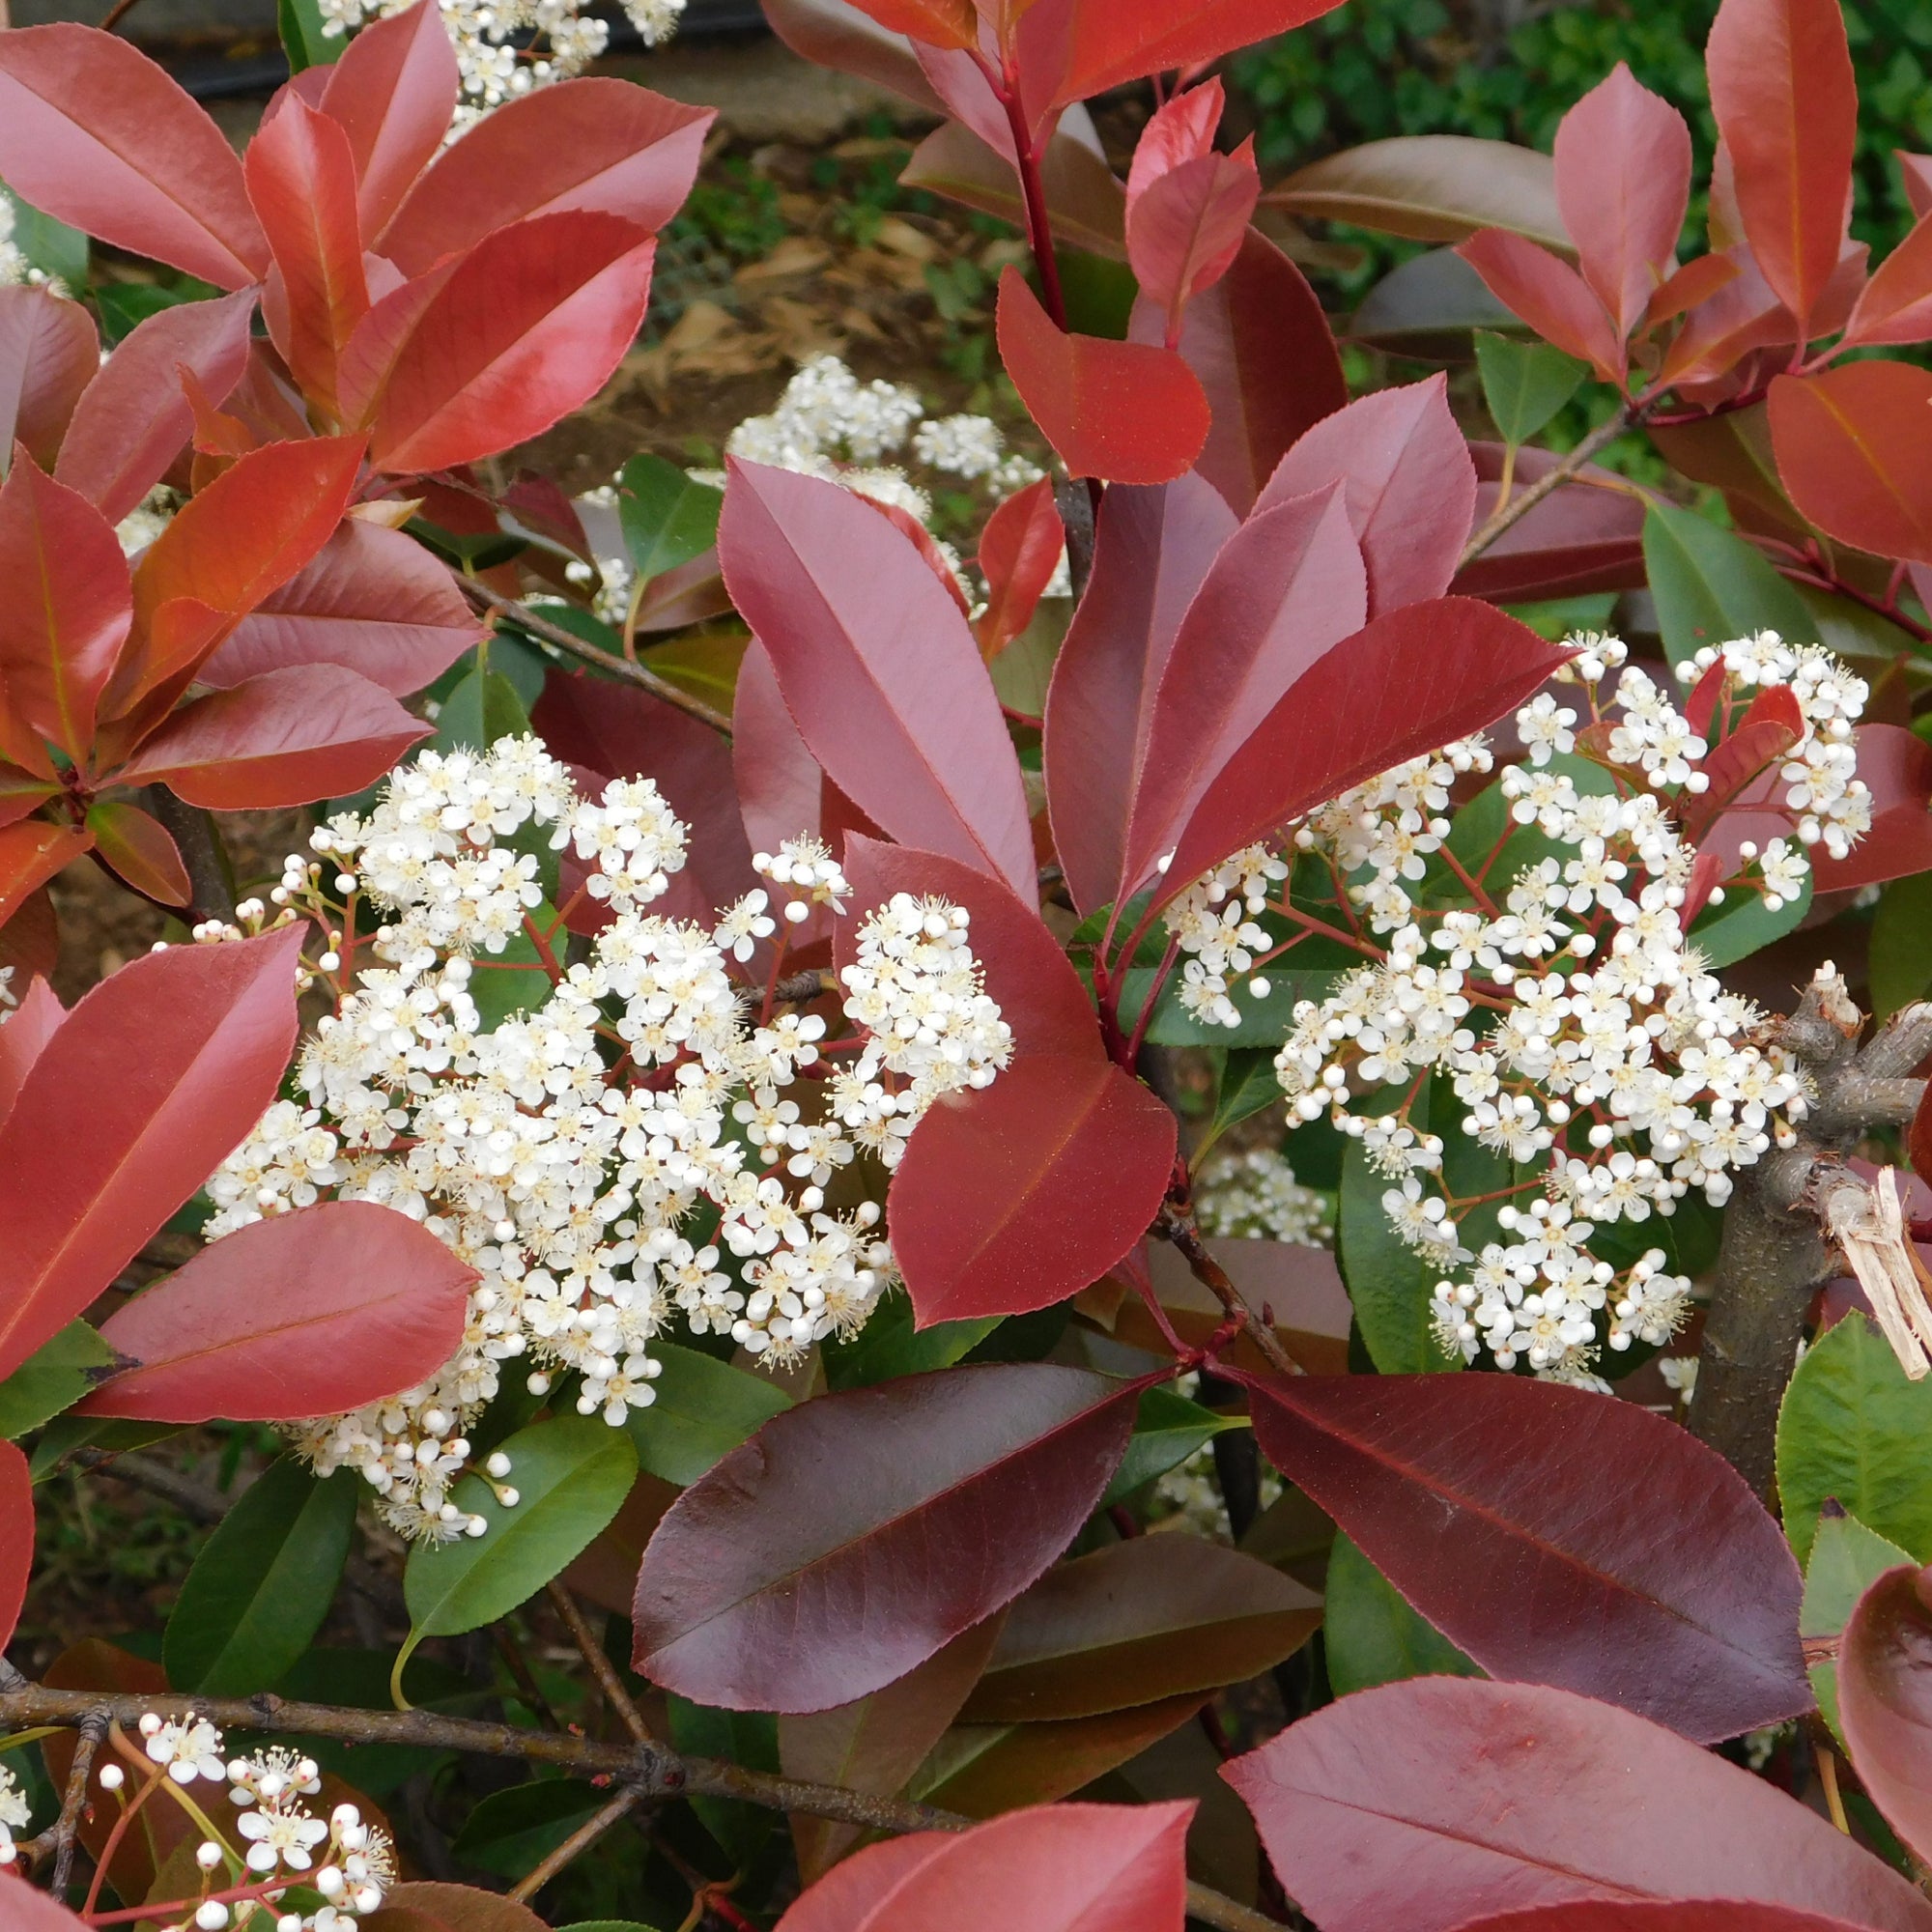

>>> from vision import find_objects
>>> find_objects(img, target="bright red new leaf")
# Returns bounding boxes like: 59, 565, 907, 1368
1223, 1678, 1932, 1932
0, 287, 98, 469
1238, 1369, 1810, 1741
1706, 0, 1858, 334
1769, 363, 1932, 562
1417, 1905, 1875, 1932
633, 1363, 1141, 1711
0, 1440, 32, 1656
0, 26, 270, 290
888, 1055, 1178, 1324
829, 0, 976, 49
1125, 79, 1226, 197
1057, 0, 1349, 103
0, 974, 63, 1125
976, 477, 1064, 658
317, 0, 460, 241
0, 820, 90, 928
86, 800, 190, 907
717, 458, 1037, 900
997, 267, 1209, 485
1842, 210, 1932, 346
368, 212, 656, 474
0, 925, 301, 1384
80, 1201, 473, 1423
1258, 374, 1477, 615
1458, 229, 1623, 381
1837, 1564, 1932, 1866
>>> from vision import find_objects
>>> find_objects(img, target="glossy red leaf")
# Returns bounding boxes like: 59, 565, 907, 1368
1258, 374, 1477, 615
0, 453, 132, 760
731, 637, 834, 858
837, 835, 1101, 1059
1448, 1911, 1871, 1932
1224, 1679, 1932, 1932
1057, 0, 1348, 102
0, 767, 57, 832
1236, 1370, 1808, 1740
1452, 442, 1648, 602
200, 518, 484, 698
0, 1440, 31, 1655
1121, 486, 1366, 896
0, 287, 98, 469
1769, 363, 1932, 562
762, 0, 952, 121
1842, 211, 1932, 347
80, 1201, 473, 1422
0, 975, 64, 1127
1042, 474, 1236, 915
1553, 63, 1691, 341
245, 98, 370, 417
1813, 724, 1932, 893
1125, 141, 1259, 341
116, 662, 431, 809
1125, 77, 1225, 192
976, 477, 1064, 658
334, 258, 456, 437
54, 291, 258, 526
1707, 0, 1857, 333
1834, 1564, 1932, 1867
1157, 599, 1571, 907
998, 267, 1209, 485
901, 117, 1127, 262
86, 801, 190, 907
0, 924, 301, 1383
0, 890, 58, 997
1681, 684, 1804, 838
778, 1801, 1192, 1932
805, 0, 975, 47
1129, 229, 1346, 517
889, 1054, 1177, 1323
1458, 229, 1623, 381
855, 488, 972, 615
317, 0, 460, 241
379, 78, 712, 272
634, 1362, 1141, 1711
369, 213, 656, 474
0, 27, 268, 290
0, 820, 90, 929
717, 459, 1037, 899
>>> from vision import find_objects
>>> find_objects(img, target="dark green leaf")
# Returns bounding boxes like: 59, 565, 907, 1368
1801, 1508, 1913, 1746
0, 1321, 114, 1440
1322, 1531, 1482, 1694
450, 1778, 605, 1876
1205, 1049, 1288, 1150
624, 1343, 791, 1487
1337, 1134, 1458, 1375
272, 1648, 467, 1794
1474, 330, 1588, 445
1870, 873, 1932, 1021
822, 1293, 1000, 1390
277, 0, 342, 71
1642, 503, 1817, 670
28, 1416, 179, 1479
1687, 865, 1811, 969
1, 185, 87, 290
164, 1459, 359, 1695
433, 667, 532, 754
666, 1694, 779, 1865
618, 455, 723, 585
467, 902, 556, 1033
1100, 1387, 1242, 1507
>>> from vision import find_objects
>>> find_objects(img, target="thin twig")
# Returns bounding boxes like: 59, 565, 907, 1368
546, 1580, 655, 1745
507, 1787, 645, 1903
459, 581, 731, 736
97, 0, 149, 32
494, 1623, 564, 1733
1458, 402, 1637, 569
1157, 1206, 1306, 1378
29, 1714, 105, 1897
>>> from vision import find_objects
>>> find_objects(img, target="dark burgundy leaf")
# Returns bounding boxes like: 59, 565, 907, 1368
1838, 1564, 1932, 1866
1452, 443, 1648, 603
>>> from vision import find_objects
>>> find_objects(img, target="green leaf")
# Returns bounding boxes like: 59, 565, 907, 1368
618, 455, 723, 585
988, 598, 1068, 722
164, 1460, 359, 1695
277, 0, 343, 71
433, 667, 531, 754
0, 1321, 114, 1440
0, 185, 87, 290
467, 902, 556, 1033
823, 1292, 1000, 1390
666, 1694, 779, 1865
1776, 1312, 1932, 1567
1801, 1508, 1914, 1747
1870, 873, 1932, 1021
624, 1343, 791, 1486
401, 1415, 637, 1679
1205, 1049, 1288, 1149
28, 1415, 179, 1479
1100, 1387, 1243, 1507
1323, 1531, 1482, 1695
1474, 330, 1587, 445
450, 1778, 605, 1877
1337, 1135, 1458, 1375
1686, 865, 1811, 969
1642, 503, 1817, 670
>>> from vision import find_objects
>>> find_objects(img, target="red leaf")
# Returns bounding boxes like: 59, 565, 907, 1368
731, 638, 835, 862
1770, 363, 1932, 562
0, 974, 64, 1126
1125, 77, 1225, 194
976, 477, 1064, 658
717, 459, 1037, 899
116, 662, 431, 809
199, 518, 484, 698
1237, 1369, 1810, 1741
1837, 1564, 1932, 1867
379, 77, 712, 272
1057, 0, 1348, 103
0, 287, 98, 469
1157, 598, 1571, 908
821, 0, 976, 48
0, 454, 132, 762
0, 820, 90, 930
54, 291, 258, 527
1042, 474, 1236, 915
997, 267, 1209, 485
317, 0, 459, 241
1457, 229, 1623, 381
633, 1362, 1141, 1711
0, 1440, 31, 1655
0, 891, 59, 1004
763, 0, 951, 120
334, 258, 457, 437
0, 25, 269, 290
888, 1054, 1177, 1323
244, 98, 370, 418
0, 925, 301, 1383
1258, 373, 1476, 615
0, 1872, 94, 1929
368, 213, 656, 474
79, 1201, 473, 1422
0, 768, 57, 832
1707, 0, 1857, 334
1129, 228, 1346, 516
1813, 724, 1932, 892
777, 1802, 1193, 1932
1124, 98, 1259, 339
854, 489, 971, 615
837, 835, 1101, 1059
1842, 211, 1932, 347
1446, 1912, 1871, 1932
1553, 63, 1691, 341
1452, 442, 1648, 603
1681, 683, 1805, 839
86, 800, 190, 907
1121, 486, 1366, 896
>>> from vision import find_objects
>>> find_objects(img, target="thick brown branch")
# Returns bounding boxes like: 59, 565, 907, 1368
1457, 403, 1636, 569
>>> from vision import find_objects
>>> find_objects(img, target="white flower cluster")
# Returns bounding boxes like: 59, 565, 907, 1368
1158, 634, 1871, 1385
89, 1725, 390, 1931
318, 0, 683, 132
204, 737, 1009, 1541
0, 190, 64, 294
1193, 1145, 1331, 1247
0, 1764, 28, 1864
